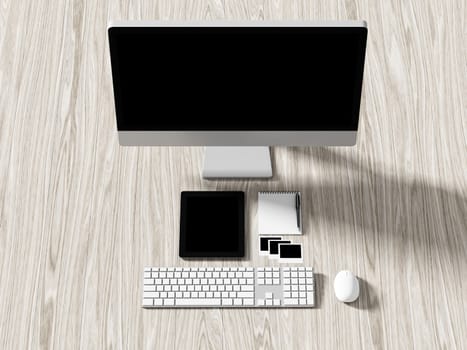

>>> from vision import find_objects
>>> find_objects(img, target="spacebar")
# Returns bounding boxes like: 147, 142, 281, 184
175, 298, 221, 306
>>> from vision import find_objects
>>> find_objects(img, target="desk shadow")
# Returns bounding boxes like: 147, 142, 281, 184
263, 147, 467, 264
347, 278, 378, 310
313, 273, 326, 309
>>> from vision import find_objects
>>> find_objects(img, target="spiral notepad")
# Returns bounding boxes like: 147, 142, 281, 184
258, 191, 302, 235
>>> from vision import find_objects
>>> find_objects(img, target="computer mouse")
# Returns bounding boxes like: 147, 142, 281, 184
334, 270, 360, 303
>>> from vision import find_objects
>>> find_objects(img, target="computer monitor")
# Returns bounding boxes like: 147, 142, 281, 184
108, 21, 367, 178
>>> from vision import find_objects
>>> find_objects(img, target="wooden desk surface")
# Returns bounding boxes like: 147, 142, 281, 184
0, 0, 465, 349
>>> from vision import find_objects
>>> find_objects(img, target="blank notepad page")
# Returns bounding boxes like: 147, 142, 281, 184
258, 192, 302, 235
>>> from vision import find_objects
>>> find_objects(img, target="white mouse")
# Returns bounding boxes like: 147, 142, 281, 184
334, 270, 360, 303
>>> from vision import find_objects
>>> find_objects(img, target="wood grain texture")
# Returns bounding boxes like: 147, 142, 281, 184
0, 0, 466, 349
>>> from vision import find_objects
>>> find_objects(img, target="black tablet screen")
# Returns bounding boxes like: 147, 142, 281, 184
179, 192, 244, 257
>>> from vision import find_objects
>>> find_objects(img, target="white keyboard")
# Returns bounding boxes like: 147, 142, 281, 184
143, 266, 315, 308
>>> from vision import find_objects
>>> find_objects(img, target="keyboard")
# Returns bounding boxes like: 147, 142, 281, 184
143, 266, 315, 308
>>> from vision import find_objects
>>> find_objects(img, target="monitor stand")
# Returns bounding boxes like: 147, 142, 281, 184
202, 147, 272, 179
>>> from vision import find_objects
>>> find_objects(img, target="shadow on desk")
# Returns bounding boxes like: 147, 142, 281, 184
349, 278, 378, 310
279, 147, 467, 265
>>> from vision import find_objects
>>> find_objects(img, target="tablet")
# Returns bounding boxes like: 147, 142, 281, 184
179, 191, 244, 258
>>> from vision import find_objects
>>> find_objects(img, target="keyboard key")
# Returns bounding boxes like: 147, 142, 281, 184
283, 298, 299, 305
143, 299, 153, 306
237, 292, 254, 298
244, 299, 254, 306
265, 292, 273, 299
241, 285, 254, 291
234, 299, 242, 306
222, 299, 233, 306
266, 299, 273, 306
144, 279, 154, 285
176, 298, 221, 306
144, 285, 156, 292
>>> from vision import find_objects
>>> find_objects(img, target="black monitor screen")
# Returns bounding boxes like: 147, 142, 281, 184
109, 26, 367, 131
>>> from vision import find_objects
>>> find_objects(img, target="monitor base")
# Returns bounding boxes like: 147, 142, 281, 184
202, 147, 272, 179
